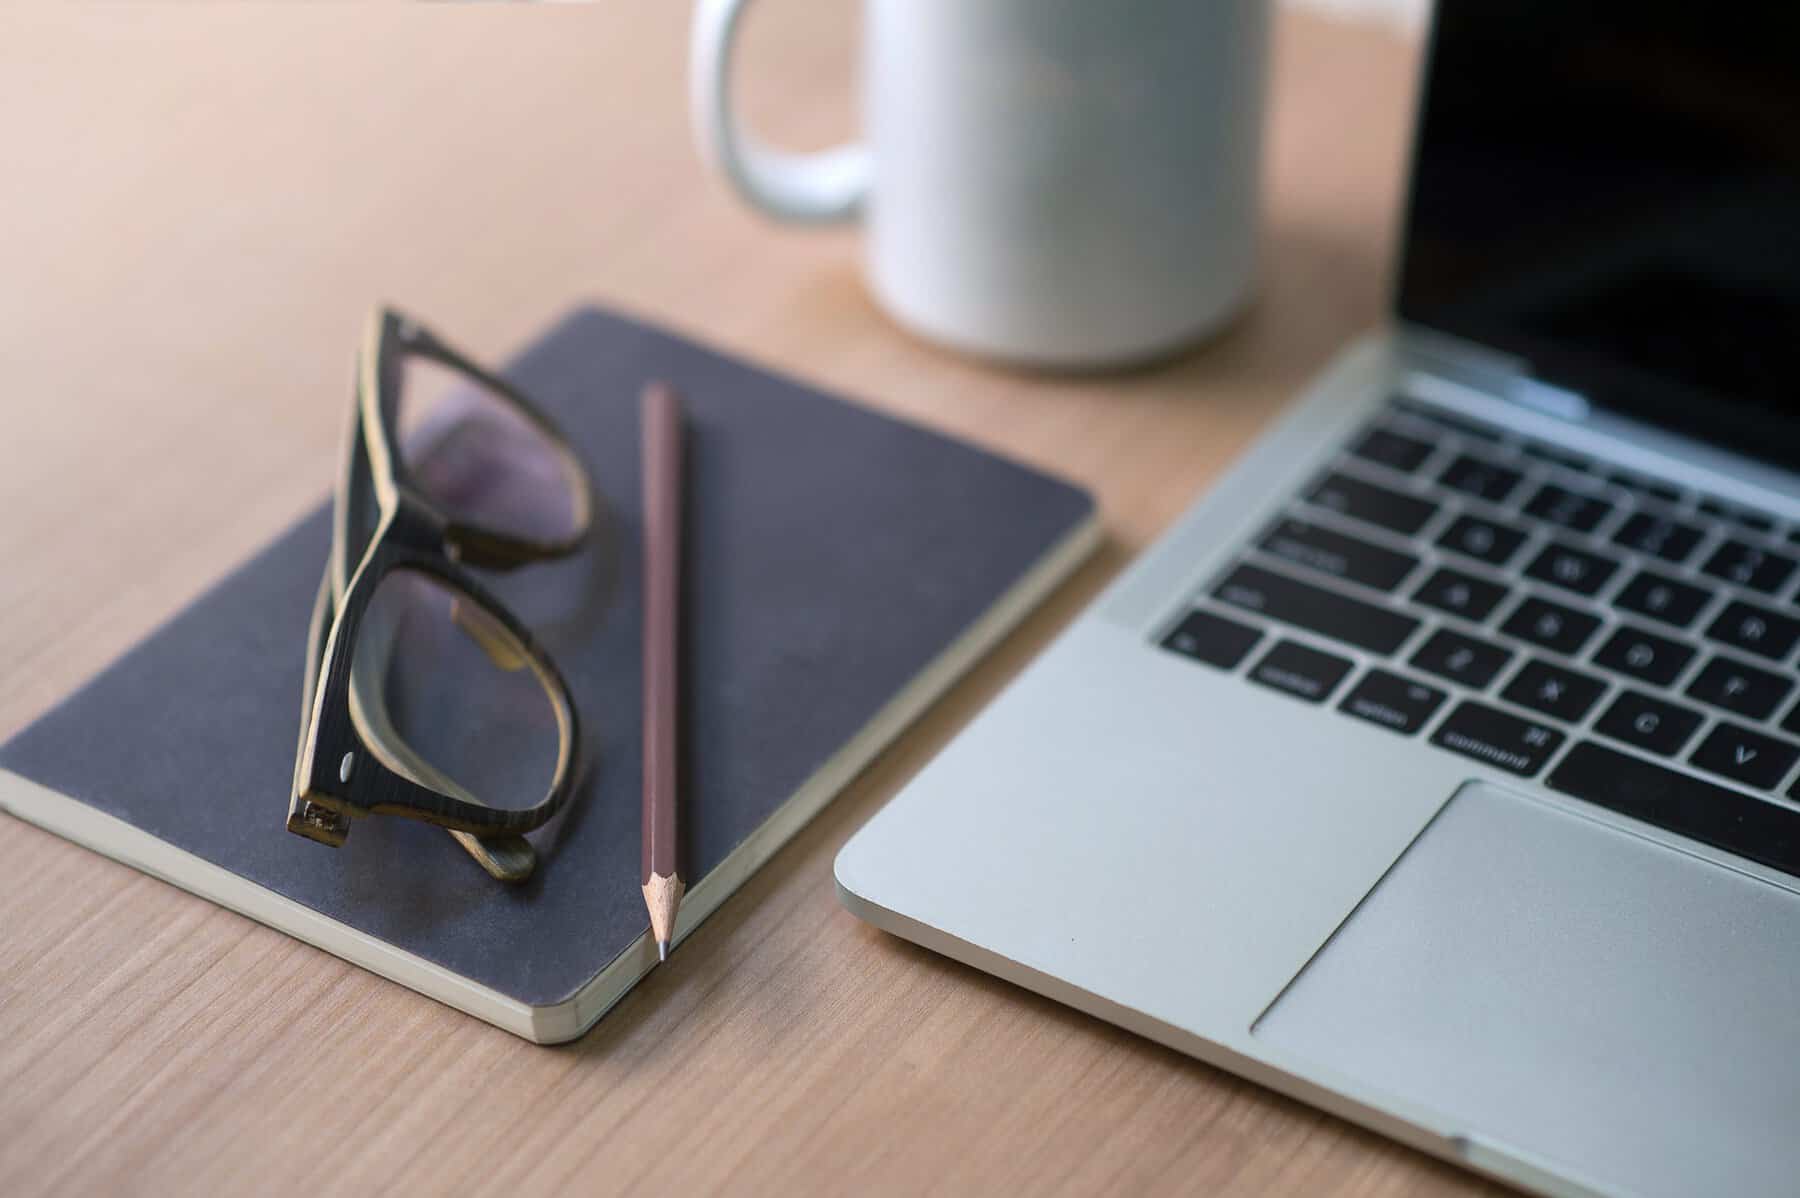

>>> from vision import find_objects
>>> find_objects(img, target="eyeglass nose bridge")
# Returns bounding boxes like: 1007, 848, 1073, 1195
381, 490, 452, 555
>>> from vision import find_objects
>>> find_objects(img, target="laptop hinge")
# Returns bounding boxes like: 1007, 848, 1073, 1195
1395, 324, 1592, 424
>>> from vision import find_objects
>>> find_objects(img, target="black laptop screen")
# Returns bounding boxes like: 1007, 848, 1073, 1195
1396, 2, 1800, 464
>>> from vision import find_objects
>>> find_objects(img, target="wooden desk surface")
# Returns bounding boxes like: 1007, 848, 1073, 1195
0, 5, 1492, 1194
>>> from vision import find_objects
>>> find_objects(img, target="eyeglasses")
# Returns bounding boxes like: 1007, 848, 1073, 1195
288, 309, 594, 882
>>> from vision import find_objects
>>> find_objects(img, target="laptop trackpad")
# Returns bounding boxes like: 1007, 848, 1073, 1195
1253, 781, 1800, 1197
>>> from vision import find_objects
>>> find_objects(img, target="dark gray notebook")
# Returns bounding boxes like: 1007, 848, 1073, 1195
0, 306, 1098, 1042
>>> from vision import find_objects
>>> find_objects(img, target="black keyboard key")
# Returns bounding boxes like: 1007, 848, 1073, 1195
1701, 540, 1796, 594
1524, 542, 1620, 597
1212, 564, 1421, 656
1704, 600, 1800, 661
1249, 640, 1354, 704
1257, 518, 1418, 592
1436, 514, 1529, 567
1500, 595, 1602, 656
1592, 625, 1695, 686
1685, 656, 1793, 721
1521, 442, 1591, 473
1606, 472, 1683, 506
1548, 742, 1800, 878
1410, 567, 1509, 622
1410, 628, 1513, 689
1502, 658, 1606, 723
1612, 511, 1704, 563
1614, 570, 1711, 629
1338, 669, 1447, 736
1348, 426, 1435, 474
1522, 484, 1613, 533
1594, 691, 1704, 757
1430, 700, 1565, 776
1689, 723, 1800, 790
1304, 472, 1438, 537
1159, 609, 1263, 669
1698, 498, 1775, 534
1437, 453, 1524, 504
1394, 399, 1503, 443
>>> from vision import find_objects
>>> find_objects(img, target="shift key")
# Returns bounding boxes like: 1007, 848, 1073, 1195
1213, 563, 1420, 655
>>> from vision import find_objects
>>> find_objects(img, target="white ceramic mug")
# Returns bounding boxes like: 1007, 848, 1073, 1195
691, 0, 1270, 369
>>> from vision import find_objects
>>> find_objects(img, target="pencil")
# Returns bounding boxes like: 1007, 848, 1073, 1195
640, 381, 685, 962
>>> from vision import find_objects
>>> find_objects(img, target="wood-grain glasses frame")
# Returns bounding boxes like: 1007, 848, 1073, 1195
287, 308, 594, 882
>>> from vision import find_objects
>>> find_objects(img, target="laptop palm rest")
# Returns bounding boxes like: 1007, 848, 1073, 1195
1253, 781, 1800, 1197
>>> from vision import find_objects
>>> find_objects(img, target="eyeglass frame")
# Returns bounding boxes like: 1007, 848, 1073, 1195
287, 308, 594, 882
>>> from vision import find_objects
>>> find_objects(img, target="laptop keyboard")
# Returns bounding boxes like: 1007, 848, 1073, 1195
1158, 397, 1800, 880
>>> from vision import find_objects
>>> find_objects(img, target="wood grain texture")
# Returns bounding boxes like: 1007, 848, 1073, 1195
0, 4, 1495, 1195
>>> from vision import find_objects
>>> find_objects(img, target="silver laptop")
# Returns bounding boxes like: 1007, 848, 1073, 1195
835, 4, 1800, 1194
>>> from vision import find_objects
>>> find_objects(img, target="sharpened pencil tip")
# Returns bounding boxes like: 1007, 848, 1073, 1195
643, 874, 684, 961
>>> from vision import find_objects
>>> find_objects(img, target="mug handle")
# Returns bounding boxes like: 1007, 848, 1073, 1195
689, 0, 871, 223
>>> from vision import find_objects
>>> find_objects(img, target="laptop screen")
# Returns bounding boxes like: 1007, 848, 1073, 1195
1396, 2, 1800, 465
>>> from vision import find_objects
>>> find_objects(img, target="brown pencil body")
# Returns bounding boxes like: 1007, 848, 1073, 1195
640, 382, 685, 955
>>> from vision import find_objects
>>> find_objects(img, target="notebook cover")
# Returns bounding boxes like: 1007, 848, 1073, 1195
0, 305, 1097, 1037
